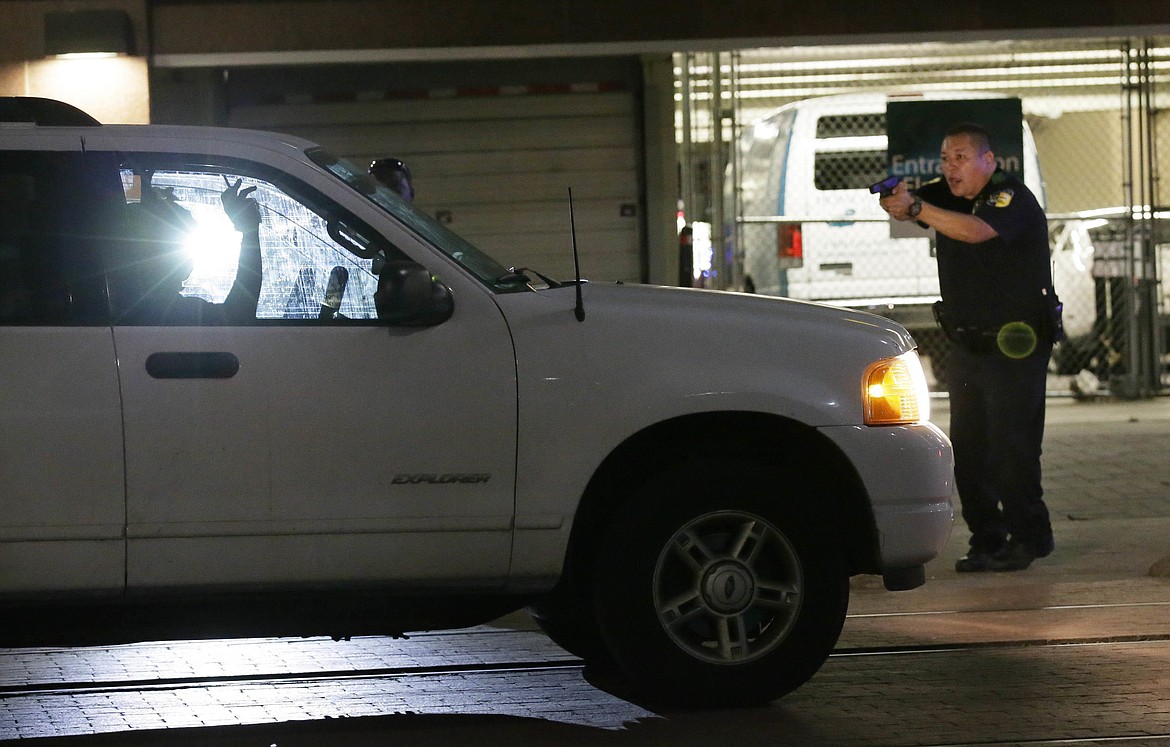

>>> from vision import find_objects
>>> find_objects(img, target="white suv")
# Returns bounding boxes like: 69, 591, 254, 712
0, 97, 952, 708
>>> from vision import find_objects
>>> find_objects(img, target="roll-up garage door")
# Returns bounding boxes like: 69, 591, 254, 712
225, 58, 645, 285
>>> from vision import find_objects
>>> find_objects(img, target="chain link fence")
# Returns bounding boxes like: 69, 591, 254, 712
677, 38, 1169, 396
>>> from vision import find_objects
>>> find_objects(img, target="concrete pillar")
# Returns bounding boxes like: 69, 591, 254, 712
640, 53, 680, 287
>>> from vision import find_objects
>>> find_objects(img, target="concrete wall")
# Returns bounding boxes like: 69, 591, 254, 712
1032, 110, 1127, 214
0, 56, 149, 124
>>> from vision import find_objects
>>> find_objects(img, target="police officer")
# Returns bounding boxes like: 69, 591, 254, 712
369, 157, 414, 202
880, 123, 1057, 572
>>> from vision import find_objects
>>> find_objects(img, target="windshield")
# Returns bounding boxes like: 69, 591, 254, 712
307, 148, 529, 294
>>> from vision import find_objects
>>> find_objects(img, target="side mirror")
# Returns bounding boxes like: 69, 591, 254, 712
374, 260, 454, 326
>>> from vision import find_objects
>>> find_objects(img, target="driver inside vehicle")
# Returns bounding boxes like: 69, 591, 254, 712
109, 174, 263, 325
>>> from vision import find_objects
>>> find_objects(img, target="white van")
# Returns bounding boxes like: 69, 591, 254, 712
727, 93, 1092, 365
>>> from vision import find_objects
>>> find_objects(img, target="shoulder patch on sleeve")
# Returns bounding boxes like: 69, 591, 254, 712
987, 189, 1014, 208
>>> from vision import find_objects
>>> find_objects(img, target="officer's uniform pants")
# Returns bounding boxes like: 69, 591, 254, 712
946, 342, 1054, 552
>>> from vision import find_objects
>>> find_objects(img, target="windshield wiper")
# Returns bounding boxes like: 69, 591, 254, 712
496, 267, 562, 288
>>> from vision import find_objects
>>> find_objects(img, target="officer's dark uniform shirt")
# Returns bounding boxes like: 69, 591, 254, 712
917, 169, 1053, 335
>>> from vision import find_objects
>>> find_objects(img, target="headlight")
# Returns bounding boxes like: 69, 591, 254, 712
862, 351, 931, 426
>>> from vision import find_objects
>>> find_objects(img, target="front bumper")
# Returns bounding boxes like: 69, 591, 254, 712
819, 421, 954, 585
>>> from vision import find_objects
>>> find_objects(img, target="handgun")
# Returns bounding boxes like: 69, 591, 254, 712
868, 175, 902, 198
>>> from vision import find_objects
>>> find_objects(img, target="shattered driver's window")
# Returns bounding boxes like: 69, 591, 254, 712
116, 167, 379, 322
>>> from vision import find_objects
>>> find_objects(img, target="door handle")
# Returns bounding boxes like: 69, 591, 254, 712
145, 352, 240, 379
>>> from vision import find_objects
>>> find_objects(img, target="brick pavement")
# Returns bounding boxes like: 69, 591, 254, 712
7, 640, 1170, 746
0, 631, 576, 692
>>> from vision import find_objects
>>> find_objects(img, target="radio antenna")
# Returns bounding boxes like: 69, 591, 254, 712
569, 188, 585, 322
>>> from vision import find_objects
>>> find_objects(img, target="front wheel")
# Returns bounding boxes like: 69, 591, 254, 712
592, 460, 849, 708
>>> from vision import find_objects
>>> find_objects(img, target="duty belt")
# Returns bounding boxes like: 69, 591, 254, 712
933, 301, 1046, 357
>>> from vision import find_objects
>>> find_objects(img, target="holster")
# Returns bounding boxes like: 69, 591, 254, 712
932, 300, 954, 341
1044, 290, 1066, 343
932, 301, 1005, 355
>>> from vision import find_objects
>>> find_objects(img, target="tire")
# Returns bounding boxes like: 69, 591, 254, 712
591, 458, 849, 708
527, 586, 609, 662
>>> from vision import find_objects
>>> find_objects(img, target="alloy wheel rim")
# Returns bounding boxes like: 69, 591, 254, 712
652, 510, 803, 664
